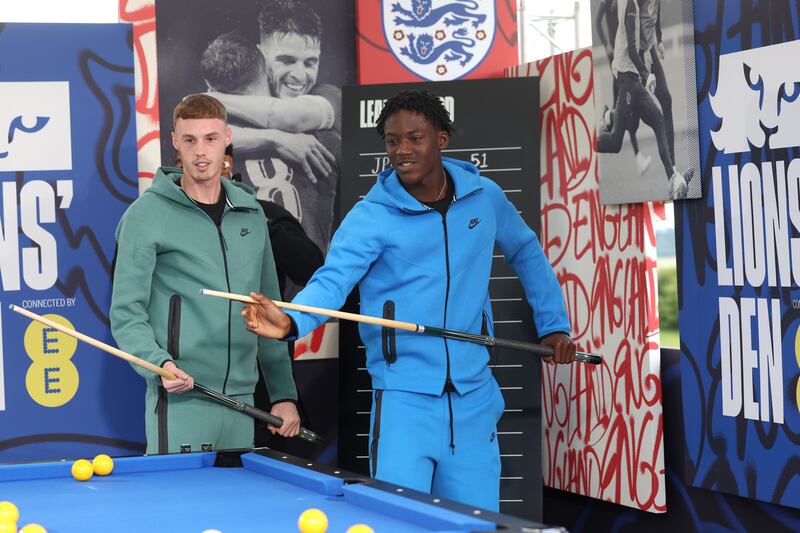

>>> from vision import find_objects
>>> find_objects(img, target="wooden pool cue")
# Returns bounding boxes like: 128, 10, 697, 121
200, 289, 603, 365
9, 305, 326, 445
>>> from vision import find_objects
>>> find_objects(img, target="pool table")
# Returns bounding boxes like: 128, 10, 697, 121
0, 449, 566, 532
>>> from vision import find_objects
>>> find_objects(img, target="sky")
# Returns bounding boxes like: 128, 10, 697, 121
521, 0, 592, 63
0, 0, 118, 23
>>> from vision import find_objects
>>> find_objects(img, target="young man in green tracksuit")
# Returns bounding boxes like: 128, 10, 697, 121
110, 94, 300, 454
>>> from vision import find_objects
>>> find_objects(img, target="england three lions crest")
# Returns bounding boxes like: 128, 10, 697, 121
382, 0, 495, 81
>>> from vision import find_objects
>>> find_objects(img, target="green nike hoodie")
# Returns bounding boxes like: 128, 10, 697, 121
110, 167, 296, 401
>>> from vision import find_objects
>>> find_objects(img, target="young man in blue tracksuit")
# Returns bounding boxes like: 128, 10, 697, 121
242, 90, 576, 511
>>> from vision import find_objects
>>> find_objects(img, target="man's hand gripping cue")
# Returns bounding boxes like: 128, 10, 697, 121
241, 292, 292, 339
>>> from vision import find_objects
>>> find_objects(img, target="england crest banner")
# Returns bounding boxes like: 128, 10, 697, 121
357, 0, 518, 83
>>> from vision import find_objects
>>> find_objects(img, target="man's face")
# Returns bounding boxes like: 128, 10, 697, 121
383, 109, 448, 190
171, 117, 231, 185
259, 33, 320, 98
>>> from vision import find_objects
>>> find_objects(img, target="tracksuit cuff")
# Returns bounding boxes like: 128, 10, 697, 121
270, 398, 299, 409
280, 316, 299, 341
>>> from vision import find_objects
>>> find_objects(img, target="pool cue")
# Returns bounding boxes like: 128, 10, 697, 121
201, 289, 603, 365
9, 305, 326, 445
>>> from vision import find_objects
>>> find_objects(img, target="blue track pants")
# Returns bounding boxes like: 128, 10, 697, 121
368, 377, 505, 511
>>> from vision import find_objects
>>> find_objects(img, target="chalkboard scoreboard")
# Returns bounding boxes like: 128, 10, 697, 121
338, 77, 543, 520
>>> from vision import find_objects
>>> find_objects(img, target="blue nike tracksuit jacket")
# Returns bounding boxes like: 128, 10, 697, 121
286, 157, 570, 510
287, 157, 569, 394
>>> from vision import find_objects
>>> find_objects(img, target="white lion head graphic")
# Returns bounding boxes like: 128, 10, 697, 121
0, 82, 72, 172
710, 39, 800, 154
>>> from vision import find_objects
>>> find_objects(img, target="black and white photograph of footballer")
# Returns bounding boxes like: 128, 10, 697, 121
592, 0, 700, 204
155, 0, 356, 459
156, 0, 356, 257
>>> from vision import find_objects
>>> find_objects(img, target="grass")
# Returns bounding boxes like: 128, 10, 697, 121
658, 256, 680, 349
660, 328, 680, 349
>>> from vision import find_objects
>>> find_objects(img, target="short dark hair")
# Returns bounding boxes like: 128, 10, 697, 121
173, 93, 227, 126
375, 90, 453, 139
258, 0, 322, 42
201, 32, 264, 94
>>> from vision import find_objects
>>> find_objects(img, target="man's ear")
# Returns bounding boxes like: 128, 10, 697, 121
171, 131, 178, 151
439, 131, 449, 150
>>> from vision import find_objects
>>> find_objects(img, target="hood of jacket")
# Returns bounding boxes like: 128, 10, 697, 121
146, 166, 260, 212
364, 156, 484, 212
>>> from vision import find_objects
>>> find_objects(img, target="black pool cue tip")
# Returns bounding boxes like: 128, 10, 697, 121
193, 383, 326, 445
420, 325, 603, 365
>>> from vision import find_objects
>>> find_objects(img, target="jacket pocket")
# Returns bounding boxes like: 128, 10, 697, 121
156, 386, 169, 454
167, 294, 182, 360
381, 300, 397, 365
159, 294, 181, 455
370, 389, 384, 477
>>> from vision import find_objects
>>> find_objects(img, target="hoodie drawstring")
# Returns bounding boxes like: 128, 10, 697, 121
445, 380, 456, 454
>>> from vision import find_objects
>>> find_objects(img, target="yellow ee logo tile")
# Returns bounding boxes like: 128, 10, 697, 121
24, 314, 78, 407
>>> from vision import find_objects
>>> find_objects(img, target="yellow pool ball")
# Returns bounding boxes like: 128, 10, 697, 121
346, 525, 375, 533
92, 454, 114, 476
0, 502, 18, 523
71, 459, 93, 481
297, 508, 328, 533
0, 517, 17, 533
19, 525, 46, 533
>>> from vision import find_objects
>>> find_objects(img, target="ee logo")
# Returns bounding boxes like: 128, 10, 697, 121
24, 314, 79, 407
796, 327, 800, 413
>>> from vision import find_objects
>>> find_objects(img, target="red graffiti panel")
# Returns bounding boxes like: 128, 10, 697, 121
120, 0, 160, 183
508, 50, 666, 512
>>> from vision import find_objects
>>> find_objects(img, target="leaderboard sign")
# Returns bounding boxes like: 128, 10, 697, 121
677, 4, 800, 508
340, 78, 543, 520
0, 24, 143, 462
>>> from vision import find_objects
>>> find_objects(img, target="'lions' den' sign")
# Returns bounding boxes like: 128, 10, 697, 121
677, 2, 800, 510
